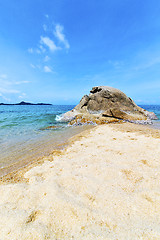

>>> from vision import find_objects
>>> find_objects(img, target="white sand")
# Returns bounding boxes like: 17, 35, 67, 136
0, 123, 160, 239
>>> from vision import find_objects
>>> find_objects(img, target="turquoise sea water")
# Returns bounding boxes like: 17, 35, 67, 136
0, 105, 73, 149
0, 105, 91, 175
0, 105, 74, 145
0, 104, 159, 176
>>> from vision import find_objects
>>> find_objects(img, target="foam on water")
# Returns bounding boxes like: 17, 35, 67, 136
55, 114, 64, 122
140, 105, 160, 129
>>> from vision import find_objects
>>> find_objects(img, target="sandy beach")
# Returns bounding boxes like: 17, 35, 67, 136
0, 122, 160, 239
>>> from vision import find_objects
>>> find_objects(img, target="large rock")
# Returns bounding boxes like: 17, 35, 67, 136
60, 86, 158, 125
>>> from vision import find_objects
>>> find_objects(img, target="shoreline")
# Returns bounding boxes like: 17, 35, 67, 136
0, 122, 160, 183
0, 122, 160, 239
0, 125, 94, 179
0, 124, 96, 184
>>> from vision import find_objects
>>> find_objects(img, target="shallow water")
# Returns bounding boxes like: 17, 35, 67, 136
0, 104, 159, 176
0, 105, 91, 176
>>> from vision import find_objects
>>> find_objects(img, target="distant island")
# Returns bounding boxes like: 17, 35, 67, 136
0, 101, 52, 106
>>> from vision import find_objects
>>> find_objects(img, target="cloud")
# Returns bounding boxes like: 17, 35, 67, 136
54, 24, 70, 49
39, 45, 46, 53
30, 64, 36, 69
15, 81, 30, 85
28, 45, 46, 55
44, 66, 52, 73
43, 24, 47, 31
28, 48, 34, 53
134, 57, 160, 71
18, 93, 27, 99
27, 22, 69, 57
108, 60, 124, 69
27, 20, 69, 75
0, 94, 11, 102
0, 76, 30, 86
44, 56, 50, 62
0, 74, 29, 102
0, 87, 20, 94
40, 36, 60, 52
0, 74, 7, 79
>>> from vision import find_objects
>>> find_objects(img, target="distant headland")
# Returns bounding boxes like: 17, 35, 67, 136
0, 101, 52, 106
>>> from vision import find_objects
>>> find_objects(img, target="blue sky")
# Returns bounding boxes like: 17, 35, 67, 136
0, 0, 160, 104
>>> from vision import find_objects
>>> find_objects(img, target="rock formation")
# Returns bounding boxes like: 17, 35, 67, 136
60, 86, 158, 125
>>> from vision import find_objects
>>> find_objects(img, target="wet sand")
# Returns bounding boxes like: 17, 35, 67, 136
0, 122, 160, 239
0, 125, 93, 178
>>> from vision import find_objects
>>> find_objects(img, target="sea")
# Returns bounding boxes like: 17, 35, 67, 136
0, 104, 160, 176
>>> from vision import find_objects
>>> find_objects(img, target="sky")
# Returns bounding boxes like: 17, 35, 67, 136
0, 0, 160, 104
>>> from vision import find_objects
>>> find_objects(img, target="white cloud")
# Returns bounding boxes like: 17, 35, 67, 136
0, 74, 7, 79
0, 94, 11, 102
30, 64, 36, 69
0, 75, 29, 102
0, 87, 20, 94
43, 24, 47, 31
39, 45, 46, 53
134, 57, 160, 71
19, 93, 27, 99
108, 60, 124, 69
40, 36, 60, 52
44, 55, 50, 62
45, 14, 49, 19
0, 78, 30, 86
27, 21, 69, 75
28, 48, 34, 53
44, 66, 52, 73
54, 24, 70, 49
15, 81, 30, 85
